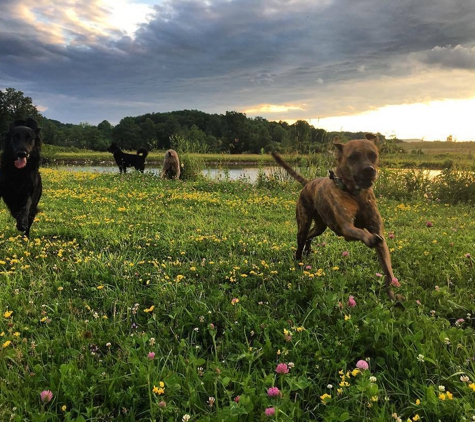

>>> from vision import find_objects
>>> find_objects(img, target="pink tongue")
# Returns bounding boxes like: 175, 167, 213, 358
14, 157, 27, 169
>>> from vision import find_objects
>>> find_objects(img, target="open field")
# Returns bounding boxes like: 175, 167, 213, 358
1, 170, 475, 421
398, 141, 475, 155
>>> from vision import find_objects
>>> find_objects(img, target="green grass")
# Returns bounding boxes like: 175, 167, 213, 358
1, 169, 475, 421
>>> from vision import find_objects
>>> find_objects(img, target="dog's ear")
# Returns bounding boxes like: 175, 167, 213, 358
364, 133, 379, 143
25, 118, 41, 135
333, 137, 345, 159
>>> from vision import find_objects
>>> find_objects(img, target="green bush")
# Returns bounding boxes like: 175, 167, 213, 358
179, 153, 204, 181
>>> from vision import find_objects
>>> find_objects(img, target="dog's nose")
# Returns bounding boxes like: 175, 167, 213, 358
16, 151, 28, 158
363, 166, 376, 178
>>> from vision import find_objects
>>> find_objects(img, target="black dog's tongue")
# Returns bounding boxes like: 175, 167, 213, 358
14, 157, 27, 169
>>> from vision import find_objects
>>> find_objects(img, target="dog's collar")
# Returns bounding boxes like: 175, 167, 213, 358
328, 170, 360, 194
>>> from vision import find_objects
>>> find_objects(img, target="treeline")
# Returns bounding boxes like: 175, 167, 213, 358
42, 110, 335, 154
2, 87, 390, 154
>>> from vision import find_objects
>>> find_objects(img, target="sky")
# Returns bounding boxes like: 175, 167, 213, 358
1, 0, 475, 141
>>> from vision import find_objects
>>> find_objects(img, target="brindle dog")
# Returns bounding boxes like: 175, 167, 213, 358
272, 133, 399, 300
161, 149, 181, 180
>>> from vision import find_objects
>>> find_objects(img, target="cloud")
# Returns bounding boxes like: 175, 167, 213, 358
243, 104, 306, 115
412, 45, 475, 70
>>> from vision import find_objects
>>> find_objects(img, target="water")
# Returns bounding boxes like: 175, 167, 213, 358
52, 165, 279, 183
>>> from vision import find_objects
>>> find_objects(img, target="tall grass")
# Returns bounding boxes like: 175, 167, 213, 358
0, 169, 474, 421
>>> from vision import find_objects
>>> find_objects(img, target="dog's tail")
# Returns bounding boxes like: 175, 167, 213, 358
271, 152, 309, 186
137, 148, 148, 158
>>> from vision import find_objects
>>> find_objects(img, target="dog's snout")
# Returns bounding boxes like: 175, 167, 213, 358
16, 150, 28, 158
363, 166, 376, 178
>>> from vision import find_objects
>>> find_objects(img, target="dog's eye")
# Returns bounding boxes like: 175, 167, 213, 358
368, 152, 377, 162
348, 153, 360, 161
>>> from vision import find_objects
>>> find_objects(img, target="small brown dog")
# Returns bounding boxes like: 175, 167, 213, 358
161, 149, 181, 179
272, 133, 398, 300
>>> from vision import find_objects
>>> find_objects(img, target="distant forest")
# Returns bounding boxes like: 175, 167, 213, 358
1, 87, 390, 154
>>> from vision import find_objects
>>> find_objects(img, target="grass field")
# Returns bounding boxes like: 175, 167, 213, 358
1, 169, 475, 421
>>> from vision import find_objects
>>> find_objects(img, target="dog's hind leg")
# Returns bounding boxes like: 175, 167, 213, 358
296, 222, 311, 260
296, 206, 313, 260
304, 216, 327, 255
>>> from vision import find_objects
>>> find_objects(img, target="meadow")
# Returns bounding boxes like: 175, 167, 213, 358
1, 165, 475, 421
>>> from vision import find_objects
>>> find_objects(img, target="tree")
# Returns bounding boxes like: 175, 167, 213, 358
223, 111, 250, 154
0, 88, 41, 142
289, 120, 312, 153
112, 117, 143, 150
139, 118, 157, 149
98, 120, 113, 139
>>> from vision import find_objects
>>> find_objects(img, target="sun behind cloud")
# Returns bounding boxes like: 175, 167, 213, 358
8, 0, 154, 45
313, 98, 475, 141
104, 0, 154, 37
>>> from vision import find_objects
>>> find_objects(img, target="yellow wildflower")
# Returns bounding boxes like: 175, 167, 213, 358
152, 382, 165, 395
4, 310, 13, 318
3, 340, 11, 348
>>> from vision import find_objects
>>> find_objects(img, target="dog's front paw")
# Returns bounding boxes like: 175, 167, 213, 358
368, 233, 383, 248
16, 220, 28, 232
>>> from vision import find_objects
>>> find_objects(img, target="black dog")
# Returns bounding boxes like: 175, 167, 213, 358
0, 118, 42, 237
107, 142, 148, 173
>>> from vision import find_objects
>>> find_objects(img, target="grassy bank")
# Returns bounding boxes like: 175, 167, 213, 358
1, 170, 475, 421
43, 144, 475, 170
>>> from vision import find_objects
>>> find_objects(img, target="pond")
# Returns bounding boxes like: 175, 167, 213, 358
51, 165, 280, 183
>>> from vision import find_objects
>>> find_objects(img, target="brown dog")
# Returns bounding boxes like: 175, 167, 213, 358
272, 133, 398, 300
161, 149, 181, 179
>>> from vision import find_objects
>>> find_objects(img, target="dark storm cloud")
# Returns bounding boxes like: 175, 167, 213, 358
0, 0, 474, 124
413, 45, 475, 70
